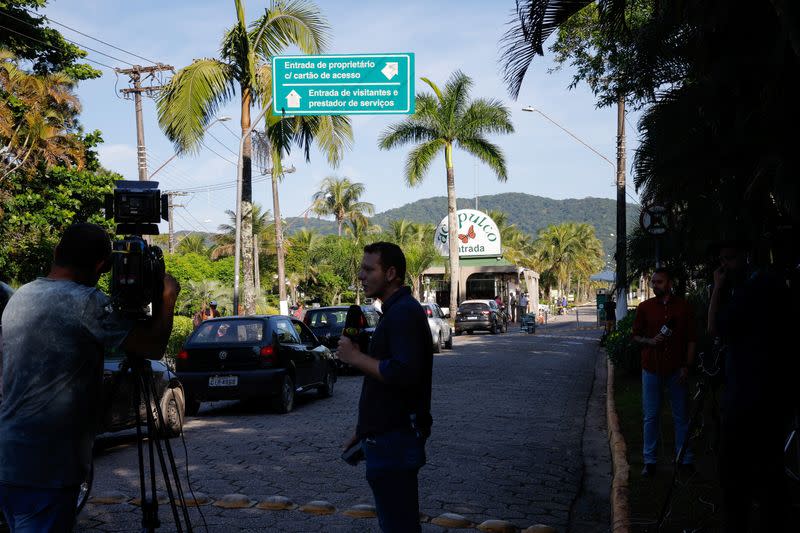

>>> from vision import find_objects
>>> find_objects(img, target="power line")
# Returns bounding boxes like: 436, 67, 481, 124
0, 10, 135, 66
220, 121, 239, 139
199, 141, 237, 166
0, 23, 116, 70
38, 13, 159, 65
205, 130, 239, 157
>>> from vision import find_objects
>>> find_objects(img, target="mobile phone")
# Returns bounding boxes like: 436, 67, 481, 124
341, 441, 364, 466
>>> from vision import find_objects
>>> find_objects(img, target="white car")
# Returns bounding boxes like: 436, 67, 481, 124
421, 303, 453, 353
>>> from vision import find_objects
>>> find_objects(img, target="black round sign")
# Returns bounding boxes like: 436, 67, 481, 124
640, 205, 669, 235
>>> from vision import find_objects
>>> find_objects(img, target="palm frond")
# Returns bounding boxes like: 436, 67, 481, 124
460, 98, 514, 136
499, 0, 593, 98
378, 120, 438, 150
457, 136, 508, 181
292, 114, 353, 167
250, 0, 330, 57
156, 59, 235, 154
404, 138, 444, 186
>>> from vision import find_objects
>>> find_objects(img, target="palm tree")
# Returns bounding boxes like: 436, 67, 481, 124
1, 50, 85, 182
404, 240, 440, 300
156, 0, 329, 314
256, 106, 353, 316
176, 234, 209, 256
311, 176, 374, 236
213, 205, 274, 295
379, 71, 513, 316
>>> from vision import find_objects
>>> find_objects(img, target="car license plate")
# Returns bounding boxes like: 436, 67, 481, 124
209, 375, 238, 387
467, 316, 478, 320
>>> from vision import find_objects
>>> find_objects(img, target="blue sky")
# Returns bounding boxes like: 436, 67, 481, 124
42, 0, 641, 234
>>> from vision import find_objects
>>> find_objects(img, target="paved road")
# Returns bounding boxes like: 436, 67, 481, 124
78, 312, 608, 532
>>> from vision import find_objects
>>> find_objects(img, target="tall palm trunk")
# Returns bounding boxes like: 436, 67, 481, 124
445, 143, 459, 317
254, 234, 260, 298
241, 87, 256, 315
271, 165, 288, 314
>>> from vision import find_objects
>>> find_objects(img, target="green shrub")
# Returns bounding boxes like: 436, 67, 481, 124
605, 311, 641, 374
165, 316, 194, 368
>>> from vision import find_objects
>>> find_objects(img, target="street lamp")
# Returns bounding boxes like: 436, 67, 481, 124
522, 106, 614, 169
148, 116, 232, 179
522, 104, 628, 320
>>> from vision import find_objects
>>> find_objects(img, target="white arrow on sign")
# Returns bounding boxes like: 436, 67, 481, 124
286, 90, 301, 108
381, 62, 398, 80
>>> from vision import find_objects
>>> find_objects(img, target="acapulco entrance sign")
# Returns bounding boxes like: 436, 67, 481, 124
434, 209, 502, 258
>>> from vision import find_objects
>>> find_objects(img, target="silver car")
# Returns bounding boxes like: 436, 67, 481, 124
421, 303, 453, 353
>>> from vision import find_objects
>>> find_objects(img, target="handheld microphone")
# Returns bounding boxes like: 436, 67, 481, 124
660, 317, 675, 337
343, 305, 370, 352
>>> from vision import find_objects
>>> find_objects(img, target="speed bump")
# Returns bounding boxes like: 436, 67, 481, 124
299, 500, 336, 515
213, 494, 255, 509
477, 519, 518, 533
431, 512, 474, 528
341, 503, 377, 518
256, 495, 297, 511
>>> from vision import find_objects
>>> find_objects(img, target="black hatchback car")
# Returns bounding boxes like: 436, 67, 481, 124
454, 299, 508, 335
176, 315, 337, 414
303, 305, 380, 369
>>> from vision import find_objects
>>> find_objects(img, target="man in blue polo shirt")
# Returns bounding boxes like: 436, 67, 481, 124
337, 241, 433, 533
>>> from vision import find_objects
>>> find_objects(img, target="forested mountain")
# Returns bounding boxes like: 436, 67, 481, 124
285, 192, 638, 257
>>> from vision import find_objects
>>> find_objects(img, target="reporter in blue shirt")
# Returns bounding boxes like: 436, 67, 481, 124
337, 242, 433, 533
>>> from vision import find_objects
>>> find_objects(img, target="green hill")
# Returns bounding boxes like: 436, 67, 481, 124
189, 193, 638, 258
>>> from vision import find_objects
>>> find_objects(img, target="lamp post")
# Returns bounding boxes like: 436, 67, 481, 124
522, 104, 629, 320
233, 101, 272, 315
148, 116, 232, 179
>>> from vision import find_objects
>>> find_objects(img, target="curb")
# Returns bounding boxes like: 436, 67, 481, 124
606, 360, 631, 533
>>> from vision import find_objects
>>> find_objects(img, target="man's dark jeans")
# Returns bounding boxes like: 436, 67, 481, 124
364, 428, 426, 533
0, 483, 79, 532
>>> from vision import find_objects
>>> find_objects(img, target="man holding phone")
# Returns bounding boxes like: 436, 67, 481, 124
632, 268, 696, 477
708, 241, 792, 532
337, 242, 433, 533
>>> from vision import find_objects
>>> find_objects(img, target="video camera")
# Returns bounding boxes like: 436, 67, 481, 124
105, 180, 169, 318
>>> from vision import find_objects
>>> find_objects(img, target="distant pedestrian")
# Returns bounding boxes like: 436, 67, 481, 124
193, 300, 220, 328
632, 268, 696, 477
509, 292, 517, 323
337, 242, 433, 533
518, 293, 529, 322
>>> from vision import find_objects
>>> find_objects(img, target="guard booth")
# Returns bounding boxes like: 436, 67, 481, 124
420, 209, 537, 313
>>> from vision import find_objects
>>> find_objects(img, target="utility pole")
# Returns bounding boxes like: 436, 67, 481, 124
166, 191, 188, 253
615, 94, 628, 320
116, 64, 174, 181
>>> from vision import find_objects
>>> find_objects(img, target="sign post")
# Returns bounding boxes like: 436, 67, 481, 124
639, 204, 670, 267
272, 53, 415, 116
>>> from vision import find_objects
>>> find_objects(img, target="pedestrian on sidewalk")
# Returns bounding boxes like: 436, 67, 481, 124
0, 223, 180, 532
337, 242, 433, 533
518, 292, 529, 322
509, 292, 517, 323
631, 268, 696, 477
707, 240, 792, 532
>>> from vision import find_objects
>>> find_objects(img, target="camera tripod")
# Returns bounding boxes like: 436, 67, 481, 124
126, 358, 194, 533
655, 347, 723, 531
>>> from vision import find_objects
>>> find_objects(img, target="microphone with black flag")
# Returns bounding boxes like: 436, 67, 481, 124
343, 304, 371, 353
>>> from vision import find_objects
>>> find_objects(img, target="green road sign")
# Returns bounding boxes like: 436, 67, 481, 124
272, 53, 415, 116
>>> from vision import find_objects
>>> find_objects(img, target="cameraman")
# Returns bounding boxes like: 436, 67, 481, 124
0, 223, 179, 532
632, 268, 696, 478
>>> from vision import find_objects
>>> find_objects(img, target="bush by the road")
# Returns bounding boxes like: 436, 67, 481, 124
605, 311, 640, 374
165, 316, 194, 368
